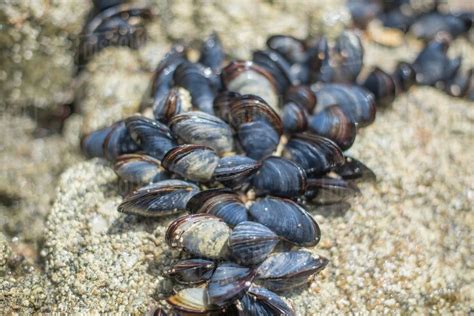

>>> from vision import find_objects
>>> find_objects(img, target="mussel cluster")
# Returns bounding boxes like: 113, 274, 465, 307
348, 0, 473, 99
81, 29, 381, 314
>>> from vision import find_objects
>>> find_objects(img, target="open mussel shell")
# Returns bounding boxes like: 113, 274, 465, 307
153, 87, 192, 124
199, 32, 225, 73
252, 157, 307, 198
166, 214, 231, 259
213, 91, 241, 123
334, 156, 376, 182
312, 83, 376, 127
361, 67, 397, 107
282, 102, 308, 134
166, 259, 216, 285
169, 111, 234, 155
207, 262, 256, 307
186, 189, 248, 227
412, 38, 462, 86
285, 85, 317, 113
167, 287, 217, 315
117, 180, 199, 217
174, 61, 216, 114
283, 133, 345, 176
125, 116, 177, 160
113, 154, 168, 184
255, 251, 328, 292
213, 155, 262, 189
308, 104, 357, 151
306, 177, 361, 204
266, 34, 306, 64
392, 61, 416, 93
221, 61, 279, 111
162, 144, 219, 182
249, 197, 321, 246
238, 285, 295, 316
229, 221, 279, 266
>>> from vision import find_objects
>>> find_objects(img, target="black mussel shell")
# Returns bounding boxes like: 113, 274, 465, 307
100, 121, 140, 161
410, 12, 468, 42
167, 287, 217, 314
213, 91, 242, 123
153, 87, 192, 124
166, 214, 231, 259
150, 45, 187, 110
78, 3, 152, 66
319, 31, 363, 83
186, 189, 248, 227
282, 102, 309, 134
169, 111, 234, 155
306, 177, 361, 204
283, 133, 345, 176
213, 155, 262, 189
162, 144, 219, 182
255, 251, 328, 292
347, 0, 381, 29
249, 197, 321, 246
253, 49, 295, 93
221, 61, 279, 111
229, 221, 280, 266
308, 104, 357, 151
285, 85, 317, 113
237, 121, 281, 160
412, 38, 462, 86
199, 32, 225, 72
238, 285, 295, 316
361, 67, 397, 107
207, 262, 256, 307
392, 61, 416, 93
174, 61, 216, 114
266, 34, 306, 64
81, 125, 114, 159
334, 156, 376, 182
304, 37, 327, 83
252, 157, 307, 198
125, 116, 177, 160
92, 0, 124, 11
117, 179, 199, 217
378, 7, 417, 33
444, 68, 473, 98
166, 259, 216, 285
312, 83, 376, 127
114, 153, 168, 184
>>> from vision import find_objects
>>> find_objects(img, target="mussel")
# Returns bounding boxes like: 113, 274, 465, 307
361, 67, 397, 107
249, 197, 320, 246
169, 111, 234, 155
186, 189, 248, 226
162, 144, 219, 182
213, 155, 262, 189
117, 180, 199, 217
113, 153, 168, 184
166, 214, 231, 259
238, 285, 295, 315
125, 116, 177, 160
256, 251, 328, 291
166, 259, 216, 285
199, 32, 225, 73
252, 157, 307, 198
221, 61, 280, 111
229, 221, 279, 266
153, 87, 192, 124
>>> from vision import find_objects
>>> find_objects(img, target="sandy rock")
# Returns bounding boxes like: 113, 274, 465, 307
0, 0, 90, 110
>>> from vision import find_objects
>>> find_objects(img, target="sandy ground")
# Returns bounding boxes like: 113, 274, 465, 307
0, 0, 473, 314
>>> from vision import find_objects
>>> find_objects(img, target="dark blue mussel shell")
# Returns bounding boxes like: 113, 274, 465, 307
238, 285, 295, 316
166, 258, 216, 285
249, 197, 320, 246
